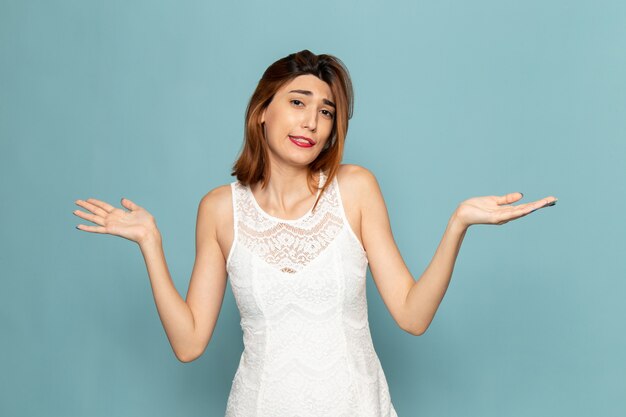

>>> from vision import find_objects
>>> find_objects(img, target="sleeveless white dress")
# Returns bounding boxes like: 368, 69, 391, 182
225, 170, 399, 417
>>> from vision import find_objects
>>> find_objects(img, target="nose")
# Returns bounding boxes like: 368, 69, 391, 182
302, 108, 317, 132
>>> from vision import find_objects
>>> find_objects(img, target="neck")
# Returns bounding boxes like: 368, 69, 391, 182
252, 158, 320, 214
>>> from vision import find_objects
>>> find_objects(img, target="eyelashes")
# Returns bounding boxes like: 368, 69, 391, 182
320, 109, 335, 119
290, 99, 335, 119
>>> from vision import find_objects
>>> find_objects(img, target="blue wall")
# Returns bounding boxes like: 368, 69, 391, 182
1, 1, 625, 416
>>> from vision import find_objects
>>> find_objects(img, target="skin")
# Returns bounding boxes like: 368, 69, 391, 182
73, 74, 558, 362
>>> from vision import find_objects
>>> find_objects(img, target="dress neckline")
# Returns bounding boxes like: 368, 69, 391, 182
245, 170, 326, 224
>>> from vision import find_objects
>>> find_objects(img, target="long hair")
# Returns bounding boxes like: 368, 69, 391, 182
231, 49, 354, 211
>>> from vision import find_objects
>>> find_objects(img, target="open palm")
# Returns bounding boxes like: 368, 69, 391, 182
455, 192, 557, 228
73, 197, 157, 244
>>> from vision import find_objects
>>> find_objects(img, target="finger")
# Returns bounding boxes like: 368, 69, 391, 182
75, 199, 109, 217
515, 200, 547, 212
496, 200, 534, 211
529, 198, 558, 213
85, 198, 116, 213
73, 209, 105, 226
510, 199, 547, 214
495, 192, 524, 206
506, 198, 556, 220
121, 197, 141, 212
531, 197, 558, 209
492, 201, 535, 222
75, 224, 108, 233
494, 194, 558, 224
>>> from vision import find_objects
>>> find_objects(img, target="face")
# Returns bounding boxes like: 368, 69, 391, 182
260, 74, 336, 168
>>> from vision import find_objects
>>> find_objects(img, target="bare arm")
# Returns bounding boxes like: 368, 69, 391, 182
74, 186, 231, 362
400, 214, 467, 335
349, 165, 557, 336
138, 233, 199, 361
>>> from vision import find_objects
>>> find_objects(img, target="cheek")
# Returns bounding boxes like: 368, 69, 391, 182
322, 122, 335, 140
265, 110, 294, 136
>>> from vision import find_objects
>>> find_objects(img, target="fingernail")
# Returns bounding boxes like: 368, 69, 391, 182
519, 192, 524, 197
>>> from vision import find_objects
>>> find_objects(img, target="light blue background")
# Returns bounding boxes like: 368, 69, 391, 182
1, 1, 625, 416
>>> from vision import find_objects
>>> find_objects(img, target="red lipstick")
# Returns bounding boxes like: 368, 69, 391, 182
289, 135, 315, 148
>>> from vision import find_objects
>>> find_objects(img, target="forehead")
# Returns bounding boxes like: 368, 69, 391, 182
277, 74, 334, 100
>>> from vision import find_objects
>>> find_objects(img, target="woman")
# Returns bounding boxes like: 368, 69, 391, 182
73, 50, 557, 416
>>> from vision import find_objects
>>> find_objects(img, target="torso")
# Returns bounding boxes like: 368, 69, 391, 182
215, 164, 363, 263
223, 163, 398, 416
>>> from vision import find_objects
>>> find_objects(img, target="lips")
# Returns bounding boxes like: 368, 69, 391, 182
289, 135, 316, 146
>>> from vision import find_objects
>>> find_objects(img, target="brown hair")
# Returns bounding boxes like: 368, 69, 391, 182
231, 49, 354, 211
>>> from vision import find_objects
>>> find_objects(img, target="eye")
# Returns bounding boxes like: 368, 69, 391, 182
290, 99, 304, 106
321, 109, 335, 119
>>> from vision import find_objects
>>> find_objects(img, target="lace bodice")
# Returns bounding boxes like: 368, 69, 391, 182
225, 170, 399, 417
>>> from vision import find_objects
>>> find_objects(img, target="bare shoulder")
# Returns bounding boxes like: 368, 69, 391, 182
336, 164, 381, 246
197, 183, 234, 260
336, 164, 386, 217
337, 164, 380, 197
199, 183, 232, 215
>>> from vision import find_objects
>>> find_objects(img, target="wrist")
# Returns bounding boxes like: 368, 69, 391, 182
138, 228, 162, 248
449, 209, 470, 233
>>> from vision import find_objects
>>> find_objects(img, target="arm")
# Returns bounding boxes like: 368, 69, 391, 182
139, 186, 230, 362
400, 214, 467, 335
352, 165, 556, 336
352, 165, 437, 336
74, 186, 231, 362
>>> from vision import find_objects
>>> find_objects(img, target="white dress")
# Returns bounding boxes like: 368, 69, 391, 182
225, 170, 399, 417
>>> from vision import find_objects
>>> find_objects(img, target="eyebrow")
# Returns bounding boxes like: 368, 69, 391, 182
288, 89, 336, 109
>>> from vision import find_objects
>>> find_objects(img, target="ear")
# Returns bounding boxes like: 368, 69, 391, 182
260, 107, 266, 124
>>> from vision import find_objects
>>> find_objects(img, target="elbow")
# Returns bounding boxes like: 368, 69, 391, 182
399, 319, 427, 336
175, 352, 197, 363
404, 326, 426, 337
174, 335, 210, 363
175, 347, 203, 363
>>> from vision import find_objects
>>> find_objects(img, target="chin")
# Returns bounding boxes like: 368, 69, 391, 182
285, 155, 319, 168
268, 143, 323, 168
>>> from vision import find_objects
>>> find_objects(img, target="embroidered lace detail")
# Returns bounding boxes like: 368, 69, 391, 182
234, 172, 344, 274
225, 170, 399, 416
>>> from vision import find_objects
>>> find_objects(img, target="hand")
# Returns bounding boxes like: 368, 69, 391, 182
73, 197, 159, 245
453, 192, 558, 229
